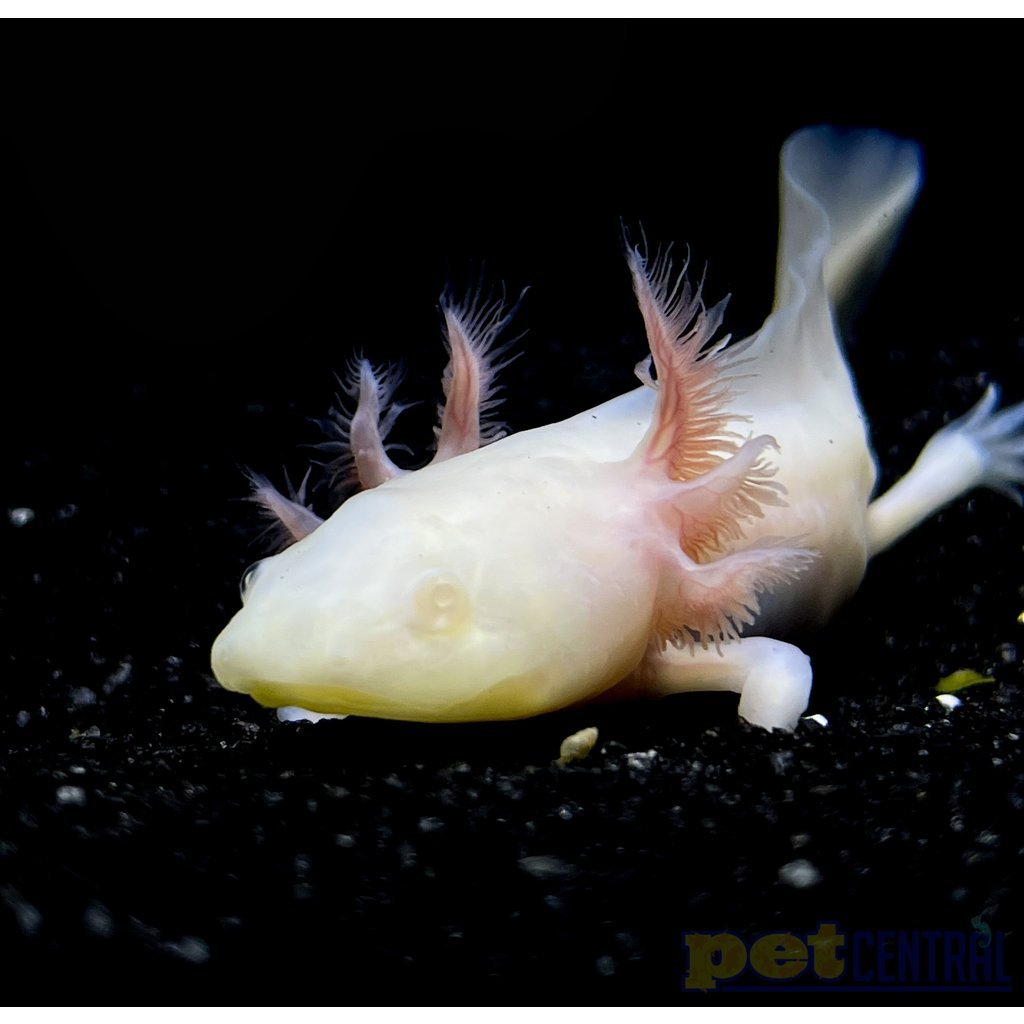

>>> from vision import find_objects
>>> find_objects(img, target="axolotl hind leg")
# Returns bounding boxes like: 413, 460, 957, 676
867, 384, 1024, 557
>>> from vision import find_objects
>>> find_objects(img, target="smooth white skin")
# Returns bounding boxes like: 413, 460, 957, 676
212, 127, 1023, 731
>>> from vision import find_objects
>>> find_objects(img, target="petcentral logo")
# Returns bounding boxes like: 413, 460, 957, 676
683, 923, 1011, 993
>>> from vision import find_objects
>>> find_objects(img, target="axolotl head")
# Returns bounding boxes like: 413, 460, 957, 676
210, 456, 656, 723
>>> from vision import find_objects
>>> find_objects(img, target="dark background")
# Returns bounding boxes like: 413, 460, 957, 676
3, 32, 1023, 1004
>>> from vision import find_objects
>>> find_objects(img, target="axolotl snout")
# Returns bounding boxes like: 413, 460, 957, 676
211, 127, 1024, 731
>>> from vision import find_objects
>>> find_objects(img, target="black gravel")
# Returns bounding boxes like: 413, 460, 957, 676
4, 49, 1023, 1004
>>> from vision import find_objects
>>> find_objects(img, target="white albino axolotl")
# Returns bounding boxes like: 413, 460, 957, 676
211, 126, 1024, 732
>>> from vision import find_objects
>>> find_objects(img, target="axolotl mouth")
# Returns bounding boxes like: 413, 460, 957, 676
217, 676, 418, 719
212, 630, 580, 723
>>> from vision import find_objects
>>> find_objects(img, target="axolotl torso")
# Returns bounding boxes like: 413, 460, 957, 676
211, 127, 1024, 731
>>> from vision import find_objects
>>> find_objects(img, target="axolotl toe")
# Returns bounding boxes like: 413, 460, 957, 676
211, 126, 1024, 732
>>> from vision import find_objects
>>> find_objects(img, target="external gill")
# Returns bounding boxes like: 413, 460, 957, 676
629, 243, 747, 482
654, 540, 817, 653
317, 358, 414, 493
247, 285, 523, 549
434, 285, 524, 462
322, 286, 522, 489
246, 468, 323, 551
666, 435, 788, 561
629, 244, 814, 649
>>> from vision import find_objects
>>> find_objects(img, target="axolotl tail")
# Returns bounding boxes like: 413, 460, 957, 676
742, 126, 922, 415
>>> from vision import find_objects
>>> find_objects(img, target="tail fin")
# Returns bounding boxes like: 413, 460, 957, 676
735, 127, 922, 488
746, 128, 922, 395
775, 125, 922, 317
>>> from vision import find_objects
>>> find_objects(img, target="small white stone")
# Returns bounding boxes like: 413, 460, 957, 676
518, 854, 574, 880
936, 693, 962, 710
802, 713, 829, 727
56, 785, 86, 807
8, 507, 35, 527
83, 901, 114, 938
997, 643, 1017, 665
164, 936, 210, 964
778, 858, 822, 888
12, 899, 42, 936
626, 750, 657, 771
105, 660, 133, 688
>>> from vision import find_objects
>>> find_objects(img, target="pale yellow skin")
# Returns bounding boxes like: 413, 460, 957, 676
211, 127, 1024, 731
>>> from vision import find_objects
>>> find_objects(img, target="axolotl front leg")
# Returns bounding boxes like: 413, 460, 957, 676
629, 638, 813, 733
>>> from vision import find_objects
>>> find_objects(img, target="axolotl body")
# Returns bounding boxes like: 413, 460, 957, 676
211, 126, 1024, 732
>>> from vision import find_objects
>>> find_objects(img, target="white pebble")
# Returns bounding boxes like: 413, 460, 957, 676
626, 749, 657, 771
56, 785, 86, 807
105, 660, 133, 688
778, 858, 822, 888
164, 936, 211, 964
8, 507, 35, 527
83, 901, 114, 938
518, 854, 574, 880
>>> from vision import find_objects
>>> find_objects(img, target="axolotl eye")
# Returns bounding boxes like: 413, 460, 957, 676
413, 570, 471, 633
239, 559, 266, 604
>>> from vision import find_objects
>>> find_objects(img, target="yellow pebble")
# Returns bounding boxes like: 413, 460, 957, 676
557, 726, 599, 765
